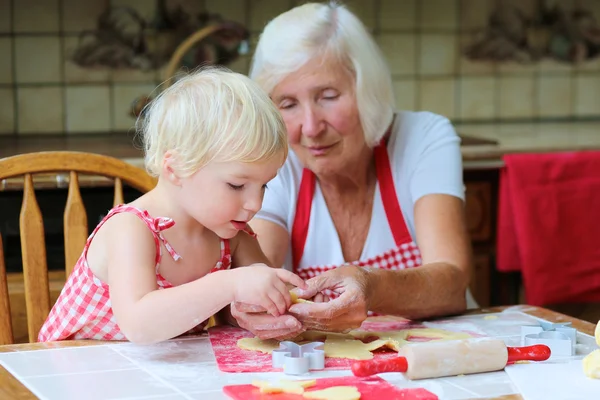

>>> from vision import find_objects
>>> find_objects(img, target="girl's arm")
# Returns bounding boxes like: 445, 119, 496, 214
104, 213, 234, 344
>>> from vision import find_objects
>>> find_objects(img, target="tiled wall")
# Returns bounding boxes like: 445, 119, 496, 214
1, 0, 599, 135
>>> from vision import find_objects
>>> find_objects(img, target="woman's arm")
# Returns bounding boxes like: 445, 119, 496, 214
249, 218, 290, 268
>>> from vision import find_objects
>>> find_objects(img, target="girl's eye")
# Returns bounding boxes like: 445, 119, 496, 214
228, 183, 244, 190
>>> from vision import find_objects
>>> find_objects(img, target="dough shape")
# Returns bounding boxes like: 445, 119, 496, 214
237, 327, 472, 359
583, 349, 600, 379
303, 386, 361, 400
252, 379, 316, 394
595, 319, 600, 347
237, 337, 280, 354
290, 291, 314, 304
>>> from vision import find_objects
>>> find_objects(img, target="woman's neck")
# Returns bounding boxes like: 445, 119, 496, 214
318, 146, 376, 196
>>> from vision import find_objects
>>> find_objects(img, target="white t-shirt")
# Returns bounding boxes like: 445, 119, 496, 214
256, 111, 478, 308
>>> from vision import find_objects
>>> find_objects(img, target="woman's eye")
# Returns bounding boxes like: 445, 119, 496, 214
228, 183, 244, 190
280, 102, 295, 110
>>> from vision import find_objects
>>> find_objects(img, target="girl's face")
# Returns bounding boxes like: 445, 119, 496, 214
176, 155, 283, 239
270, 56, 367, 177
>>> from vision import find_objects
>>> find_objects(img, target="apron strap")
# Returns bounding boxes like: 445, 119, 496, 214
290, 123, 412, 271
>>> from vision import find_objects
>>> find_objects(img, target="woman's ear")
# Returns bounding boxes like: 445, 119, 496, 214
162, 151, 182, 186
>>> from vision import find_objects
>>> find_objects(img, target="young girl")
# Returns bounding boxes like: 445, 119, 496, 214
38, 67, 306, 344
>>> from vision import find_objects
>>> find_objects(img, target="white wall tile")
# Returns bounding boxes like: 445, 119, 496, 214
14, 0, 59, 33
419, 34, 457, 75
0, 0, 10, 33
574, 74, 600, 117
420, 0, 457, 30
459, 0, 494, 31
0, 88, 14, 134
112, 84, 157, 131
459, 76, 496, 120
459, 33, 495, 74
0, 38, 12, 84
537, 75, 573, 118
17, 87, 64, 133
377, 34, 416, 75
63, 37, 111, 83
249, 0, 291, 32
392, 79, 416, 111
419, 78, 457, 119
15, 37, 62, 83
206, 0, 247, 25
110, 0, 155, 21
66, 86, 111, 133
62, 0, 105, 32
343, 0, 377, 31
498, 75, 536, 119
379, 0, 416, 30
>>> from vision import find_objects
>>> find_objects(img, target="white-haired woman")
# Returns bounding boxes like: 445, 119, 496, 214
230, 2, 476, 340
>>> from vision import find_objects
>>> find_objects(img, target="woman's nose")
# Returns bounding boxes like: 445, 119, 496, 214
300, 106, 323, 138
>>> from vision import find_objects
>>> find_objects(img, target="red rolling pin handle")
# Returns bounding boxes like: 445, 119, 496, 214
507, 344, 551, 363
351, 356, 408, 377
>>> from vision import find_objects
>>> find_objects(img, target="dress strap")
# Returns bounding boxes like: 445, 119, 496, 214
86, 205, 182, 270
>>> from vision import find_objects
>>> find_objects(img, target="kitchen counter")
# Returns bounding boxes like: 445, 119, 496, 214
1, 121, 599, 188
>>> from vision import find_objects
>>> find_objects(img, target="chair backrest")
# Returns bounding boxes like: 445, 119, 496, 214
0, 151, 157, 344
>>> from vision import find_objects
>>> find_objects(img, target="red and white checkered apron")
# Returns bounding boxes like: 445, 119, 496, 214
38, 205, 232, 342
291, 139, 423, 303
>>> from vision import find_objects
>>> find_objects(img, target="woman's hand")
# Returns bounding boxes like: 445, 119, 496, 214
230, 301, 305, 340
287, 265, 371, 332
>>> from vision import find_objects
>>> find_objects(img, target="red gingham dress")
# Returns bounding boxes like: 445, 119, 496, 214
38, 205, 233, 342
291, 138, 422, 305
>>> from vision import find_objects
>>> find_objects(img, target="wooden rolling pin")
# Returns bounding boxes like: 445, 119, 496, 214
351, 338, 550, 380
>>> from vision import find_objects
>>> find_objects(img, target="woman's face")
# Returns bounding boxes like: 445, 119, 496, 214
270, 57, 367, 177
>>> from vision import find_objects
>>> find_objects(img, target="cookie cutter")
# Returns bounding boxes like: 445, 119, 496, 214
272, 341, 325, 375
520, 321, 576, 358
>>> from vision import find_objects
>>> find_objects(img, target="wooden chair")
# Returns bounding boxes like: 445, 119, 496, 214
0, 151, 157, 345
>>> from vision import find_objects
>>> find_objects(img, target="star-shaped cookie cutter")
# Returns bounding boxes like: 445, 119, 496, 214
272, 341, 325, 375
520, 321, 576, 358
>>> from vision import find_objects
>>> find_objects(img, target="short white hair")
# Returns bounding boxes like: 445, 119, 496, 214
139, 67, 288, 177
249, 2, 395, 147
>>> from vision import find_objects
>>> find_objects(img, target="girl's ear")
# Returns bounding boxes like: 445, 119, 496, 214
162, 151, 182, 186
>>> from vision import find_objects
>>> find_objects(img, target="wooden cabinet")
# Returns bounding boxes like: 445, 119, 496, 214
464, 169, 499, 308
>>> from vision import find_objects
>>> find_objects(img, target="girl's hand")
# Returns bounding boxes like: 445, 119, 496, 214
230, 301, 304, 340
232, 264, 306, 317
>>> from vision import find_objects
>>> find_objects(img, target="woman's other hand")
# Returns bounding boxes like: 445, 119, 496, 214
288, 265, 370, 332
230, 301, 305, 340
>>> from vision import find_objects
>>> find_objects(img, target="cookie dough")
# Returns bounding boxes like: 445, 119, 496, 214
583, 319, 600, 379
303, 386, 361, 400
290, 291, 313, 304
252, 379, 316, 394
237, 327, 473, 360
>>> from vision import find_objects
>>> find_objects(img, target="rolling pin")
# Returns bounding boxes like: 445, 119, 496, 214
351, 338, 550, 380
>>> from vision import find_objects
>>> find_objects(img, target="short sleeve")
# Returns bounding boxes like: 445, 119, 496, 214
402, 113, 465, 203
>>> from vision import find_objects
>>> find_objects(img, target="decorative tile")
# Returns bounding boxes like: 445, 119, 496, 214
498, 75, 536, 119
459, 0, 494, 31
420, 0, 458, 30
379, 0, 416, 31
63, 36, 111, 83
62, 0, 105, 32
111, 0, 156, 21
537, 59, 573, 73
112, 83, 157, 131
419, 34, 457, 75
17, 86, 64, 134
392, 79, 416, 111
227, 55, 249, 75
111, 68, 158, 83
342, 0, 377, 31
574, 74, 600, 117
13, 0, 59, 33
497, 61, 538, 74
168, 0, 206, 15
0, 0, 10, 33
377, 34, 416, 76
459, 76, 496, 120
205, 0, 247, 25
66, 86, 111, 133
459, 33, 496, 74
0, 38, 12, 84
249, 0, 292, 32
15, 37, 62, 84
537, 75, 573, 118
418, 78, 457, 119
0, 88, 14, 134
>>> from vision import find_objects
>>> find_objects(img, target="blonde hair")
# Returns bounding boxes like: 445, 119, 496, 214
249, 2, 395, 147
139, 67, 288, 177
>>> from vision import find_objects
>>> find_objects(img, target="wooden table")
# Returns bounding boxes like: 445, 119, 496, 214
0, 306, 596, 400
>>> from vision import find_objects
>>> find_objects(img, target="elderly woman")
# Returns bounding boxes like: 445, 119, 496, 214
229, 2, 475, 339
